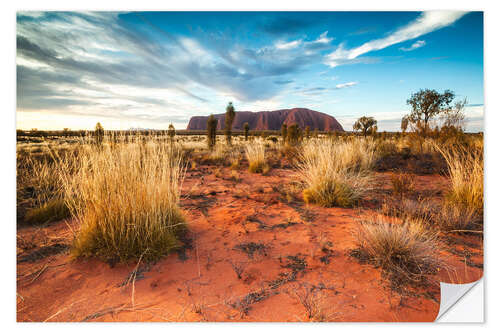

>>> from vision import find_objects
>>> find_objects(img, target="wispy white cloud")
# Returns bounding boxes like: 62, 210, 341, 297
335, 81, 358, 89
325, 11, 466, 67
275, 39, 302, 50
314, 31, 333, 44
400, 40, 426, 51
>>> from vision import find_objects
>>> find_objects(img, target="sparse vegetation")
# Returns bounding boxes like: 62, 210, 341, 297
288, 282, 334, 321
15, 128, 484, 322
390, 172, 415, 199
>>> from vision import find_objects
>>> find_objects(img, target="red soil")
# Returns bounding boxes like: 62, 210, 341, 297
16, 166, 483, 322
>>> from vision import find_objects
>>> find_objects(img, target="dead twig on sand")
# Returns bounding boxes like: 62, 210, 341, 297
44, 298, 87, 322
81, 302, 157, 322
121, 250, 148, 309
444, 230, 483, 234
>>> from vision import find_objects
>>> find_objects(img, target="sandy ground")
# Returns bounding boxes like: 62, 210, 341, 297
16, 164, 483, 322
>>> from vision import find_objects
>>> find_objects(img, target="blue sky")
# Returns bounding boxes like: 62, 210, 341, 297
16, 11, 484, 131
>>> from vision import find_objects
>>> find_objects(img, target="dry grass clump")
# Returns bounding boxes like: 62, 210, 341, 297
287, 282, 338, 321
228, 150, 241, 170
302, 138, 376, 172
437, 204, 482, 232
435, 143, 483, 216
17, 147, 74, 224
279, 142, 302, 165
61, 142, 187, 262
245, 142, 269, 174
382, 197, 482, 233
381, 198, 437, 222
353, 216, 441, 286
202, 144, 227, 164
390, 173, 415, 199
298, 139, 375, 207
24, 199, 70, 225
181, 140, 207, 152
374, 139, 399, 157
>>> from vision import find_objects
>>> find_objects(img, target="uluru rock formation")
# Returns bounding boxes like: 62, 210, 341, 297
186, 108, 344, 131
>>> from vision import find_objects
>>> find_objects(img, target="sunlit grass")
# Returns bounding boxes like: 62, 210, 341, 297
60, 141, 187, 262
298, 138, 376, 207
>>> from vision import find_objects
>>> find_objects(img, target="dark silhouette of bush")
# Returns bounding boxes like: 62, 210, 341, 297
207, 115, 218, 150
281, 123, 288, 143
305, 126, 311, 139
94, 122, 104, 145
244, 122, 250, 141
406, 88, 455, 137
225, 102, 236, 145
353, 116, 377, 137
168, 123, 176, 141
287, 124, 301, 145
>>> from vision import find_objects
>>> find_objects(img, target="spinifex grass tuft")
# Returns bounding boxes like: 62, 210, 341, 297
61, 141, 187, 262
245, 142, 269, 173
298, 138, 375, 207
354, 216, 441, 286
435, 143, 483, 217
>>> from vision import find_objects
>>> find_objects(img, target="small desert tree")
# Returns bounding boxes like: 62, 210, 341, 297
441, 98, 467, 132
281, 123, 288, 143
406, 89, 455, 137
207, 115, 218, 150
353, 116, 377, 137
94, 122, 104, 145
224, 102, 236, 145
401, 115, 409, 134
305, 126, 311, 139
243, 122, 250, 141
167, 123, 176, 143
287, 124, 301, 145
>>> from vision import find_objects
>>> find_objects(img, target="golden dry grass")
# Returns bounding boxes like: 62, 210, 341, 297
436, 144, 483, 216
245, 142, 268, 173
59, 141, 187, 262
298, 138, 376, 207
354, 216, 441, 285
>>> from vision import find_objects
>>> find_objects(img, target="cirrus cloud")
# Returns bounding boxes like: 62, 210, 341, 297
325, 11, 466, 67
400, 40, 426, 51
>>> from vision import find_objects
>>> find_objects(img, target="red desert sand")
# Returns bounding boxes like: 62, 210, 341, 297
16, 165, 483, 322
